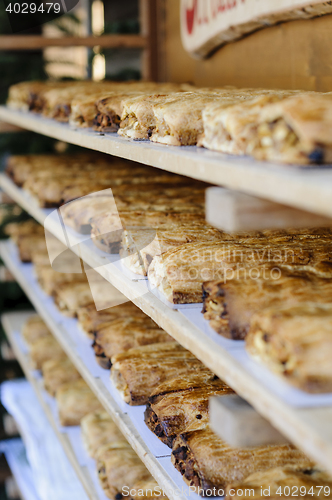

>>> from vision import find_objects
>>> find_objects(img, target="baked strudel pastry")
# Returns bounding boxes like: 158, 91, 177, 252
56, 379, 103, 426
202, 268, 332, 340
96, 444, 151, 500
17, 234, 46, 263
29, 335, 65, 370
118, 93, 181, 140
80, 411, 124, 459
111, 342, 203, 405
246, 303, 332, 393
5, 152, 103, 186
77, 302, 144, 339
93, 316, 172, 369
5, 219, 44, 242
94, 83, 186, 133
151, 92, 243, 146
144, 371, 234, 447
22, 315, 51, 346
245, 94, 332, 164
121, 224, 226, 276
148, 240, 316, 304
53, 282, 93, 317
7, 81, 69, 112
41, 357, 81, 396
94, 92, 148, 133
41, 82, 110, 121
171, 428, 313, 495
225, 465, 332, 500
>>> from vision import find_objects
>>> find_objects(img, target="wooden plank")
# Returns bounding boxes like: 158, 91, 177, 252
210, 395, 288, 448
1, 311, 100, 500
2, 196, 332, 475
0, 35, 147, 50
206, 187, 332, 232
2, 108, 332, 219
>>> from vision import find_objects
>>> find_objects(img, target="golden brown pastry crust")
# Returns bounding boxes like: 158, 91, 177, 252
121, 224, 222, 276
144, 372, 233, 447
16, 234, 46, 263
201, 91, 302, 154
34, 265, 87, 296
7, 81, 70, 112
111, 342, 203, 405
5, 152, 104, 187
56, 379, 103, 426
225, 465, 332, 500
148, 238, 322, 304
96, 445, 151, 500
95, 83, 186, 133
246, 94, 332, 164
151, 92, 235, 146
76, 302, 144, 338
42, 82, 109, 122
41, 357, 81, 396
130, 479, 168, 500
53, 282, 93, 317
246, 303, 332, 393
29, 336, 65, 370
93, 316, 172, 369
203, 265, 332, 340
80, 411, 124, 459
5, 219, 44, 242
171, 428, 313, 495
22, 315, 51, 346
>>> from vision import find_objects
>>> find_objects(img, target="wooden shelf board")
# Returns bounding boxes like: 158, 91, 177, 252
0, 35, 147, 50
2, 177, 332, 474
1, 311, 100, 500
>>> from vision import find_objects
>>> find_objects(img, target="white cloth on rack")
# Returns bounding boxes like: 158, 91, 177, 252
1, 379, 88, 500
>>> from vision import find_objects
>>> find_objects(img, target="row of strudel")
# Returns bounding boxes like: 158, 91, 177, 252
9, 80, 332, 163
21, 315, 102, 423
20, 272, 330, 497
21, 311, 164, 499
6, 152, 196, 208
81, 411, 167, 500
148, 235, 332, 304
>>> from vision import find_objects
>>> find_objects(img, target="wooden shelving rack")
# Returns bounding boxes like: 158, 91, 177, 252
2, 170, 332, 479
